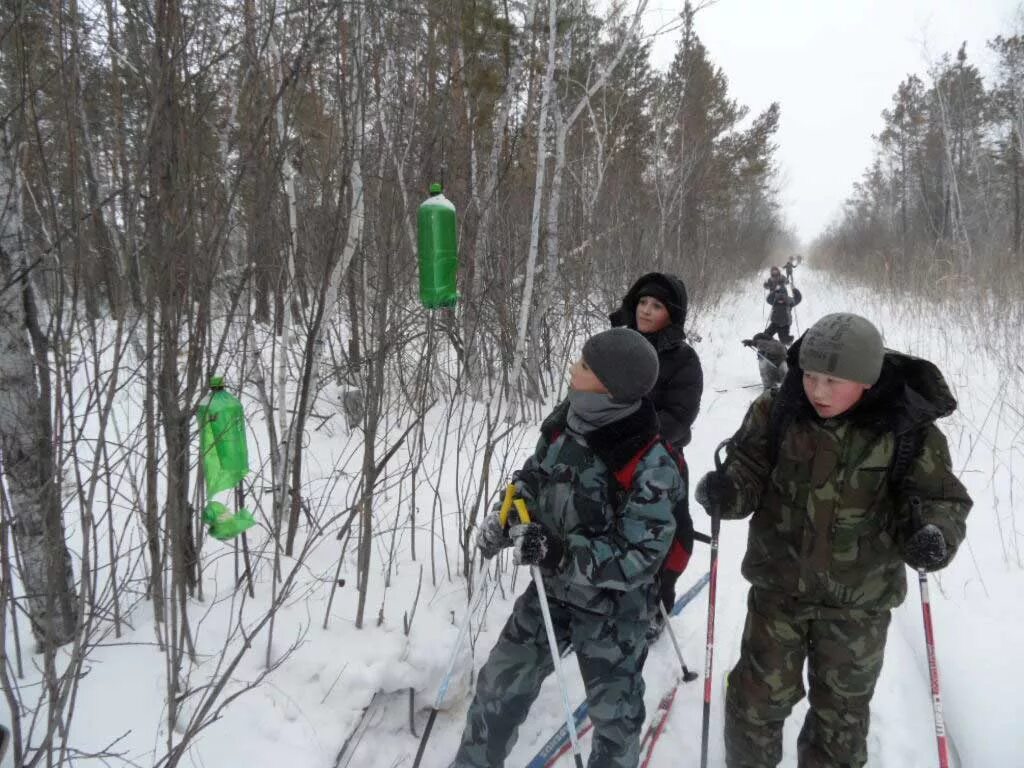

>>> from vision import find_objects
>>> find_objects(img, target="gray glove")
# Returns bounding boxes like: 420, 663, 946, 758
476, 510, 510, 560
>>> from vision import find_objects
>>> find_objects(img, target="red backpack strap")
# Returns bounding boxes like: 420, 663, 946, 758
662, 440, 687, 474
613, 436, 661, 490
663, 540, 691, 574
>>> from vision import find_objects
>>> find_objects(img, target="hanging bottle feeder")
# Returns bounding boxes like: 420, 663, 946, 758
417, 182, 458, 308
197, 376, 256, 540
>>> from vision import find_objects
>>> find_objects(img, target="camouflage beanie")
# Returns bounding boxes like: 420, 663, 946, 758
799, 313, 884, 386
582, 328, 659, 402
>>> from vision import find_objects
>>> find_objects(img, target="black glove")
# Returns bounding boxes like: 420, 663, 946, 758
742, 339, 756, 348
509, 522, 563, 568
904, 523, 948, 571
695, 471, 738, 516
476, 510, 511, 560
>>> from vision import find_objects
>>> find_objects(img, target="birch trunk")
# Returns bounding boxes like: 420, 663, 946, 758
0, 127, 78, 648
507, 0, 559, 407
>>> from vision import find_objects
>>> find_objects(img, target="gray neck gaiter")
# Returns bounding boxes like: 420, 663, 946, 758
566, 390, 640, 434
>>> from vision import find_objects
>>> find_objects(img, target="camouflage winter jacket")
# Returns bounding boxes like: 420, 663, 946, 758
511, 400, 681, 619
719, 339, 972, 612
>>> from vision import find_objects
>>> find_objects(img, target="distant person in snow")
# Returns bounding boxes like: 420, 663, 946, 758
763, 266, 786, 292
741, 333, 787, 391
695, 313, 973, 768
453, 328, 685, 768
784, 257, 798, 284
763, 285, 802, 345
610, 273, 702, 637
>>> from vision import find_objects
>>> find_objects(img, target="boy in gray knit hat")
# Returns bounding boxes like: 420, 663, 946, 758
453, 328, 687, 768
694, 312, 972, 768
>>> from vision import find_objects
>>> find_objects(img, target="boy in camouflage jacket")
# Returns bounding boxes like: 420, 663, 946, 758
451, 328, 684, 768
696, 313, 972, 768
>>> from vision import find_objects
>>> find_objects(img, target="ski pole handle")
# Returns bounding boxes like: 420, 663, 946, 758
713, 440, 729, 473
499, 483, 531, 527
513, 499, 530, 524
499, 484, 516, 527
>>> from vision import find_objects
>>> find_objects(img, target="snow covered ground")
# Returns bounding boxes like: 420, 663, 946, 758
5, 265, 1021, 768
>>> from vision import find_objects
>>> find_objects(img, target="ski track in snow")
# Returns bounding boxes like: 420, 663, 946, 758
10, 266, 1021, 768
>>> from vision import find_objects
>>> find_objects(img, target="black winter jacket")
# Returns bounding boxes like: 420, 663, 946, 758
609, 272, 703, 448
767, 287, 802, 326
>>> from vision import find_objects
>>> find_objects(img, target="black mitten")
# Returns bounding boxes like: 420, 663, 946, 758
509, 522, 563, 568
904, 523, 948, 571
695, 471, 738, 517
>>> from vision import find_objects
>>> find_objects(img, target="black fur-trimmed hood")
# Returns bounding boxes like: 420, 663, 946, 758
541, 398, 661, 473
779, 335, 957, 435
609, 272, 689, 337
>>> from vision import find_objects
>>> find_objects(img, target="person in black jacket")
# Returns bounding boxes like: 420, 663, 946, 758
610, 273, 703, 636
610, 273, 703, 450
763, 266, 786, 292
764, 285, 802, 344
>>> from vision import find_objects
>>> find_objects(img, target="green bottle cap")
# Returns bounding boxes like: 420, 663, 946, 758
430, 182, 442, 195
209, 376, 225, 390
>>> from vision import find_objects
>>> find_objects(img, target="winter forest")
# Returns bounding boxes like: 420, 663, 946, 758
1, 0, 1022, 766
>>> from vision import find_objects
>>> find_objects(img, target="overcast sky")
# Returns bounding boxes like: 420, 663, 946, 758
638, 0, 1020, 243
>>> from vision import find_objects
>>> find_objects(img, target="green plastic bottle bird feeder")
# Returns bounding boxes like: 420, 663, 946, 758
417, 182, 458, 308
197, 376, 256, 541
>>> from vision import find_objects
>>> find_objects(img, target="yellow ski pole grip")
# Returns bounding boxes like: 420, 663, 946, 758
513, 498, 531, 524
499, 484, 517, 528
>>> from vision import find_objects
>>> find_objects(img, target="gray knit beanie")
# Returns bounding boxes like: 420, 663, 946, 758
799, 313, 885, 385
582, 328, 659, 402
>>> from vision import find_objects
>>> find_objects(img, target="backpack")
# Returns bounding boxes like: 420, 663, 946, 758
610, 438, 694, 575
541, 401, 694, 576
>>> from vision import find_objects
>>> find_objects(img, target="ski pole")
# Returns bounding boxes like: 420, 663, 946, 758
910, 498, 950, 768
751, 348, 781, 370
658, 602, 699, 683
411, 557, 492, 767
917, 568, 950, 768
699, 440, 728, 768
506, 487, 585, 768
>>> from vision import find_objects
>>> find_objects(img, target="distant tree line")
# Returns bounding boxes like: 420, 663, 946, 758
814, 33, 1024, 298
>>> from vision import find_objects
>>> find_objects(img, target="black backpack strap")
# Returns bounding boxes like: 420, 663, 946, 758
767, 391, 791, 468
889, 425, 928, 491
660, 441, 695, 553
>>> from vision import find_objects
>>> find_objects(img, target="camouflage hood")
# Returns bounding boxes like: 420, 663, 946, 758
781, 337, 957, 436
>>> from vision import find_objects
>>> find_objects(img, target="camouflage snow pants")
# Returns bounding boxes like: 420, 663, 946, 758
724, 588, 891, 768
451, 582, 649, 768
